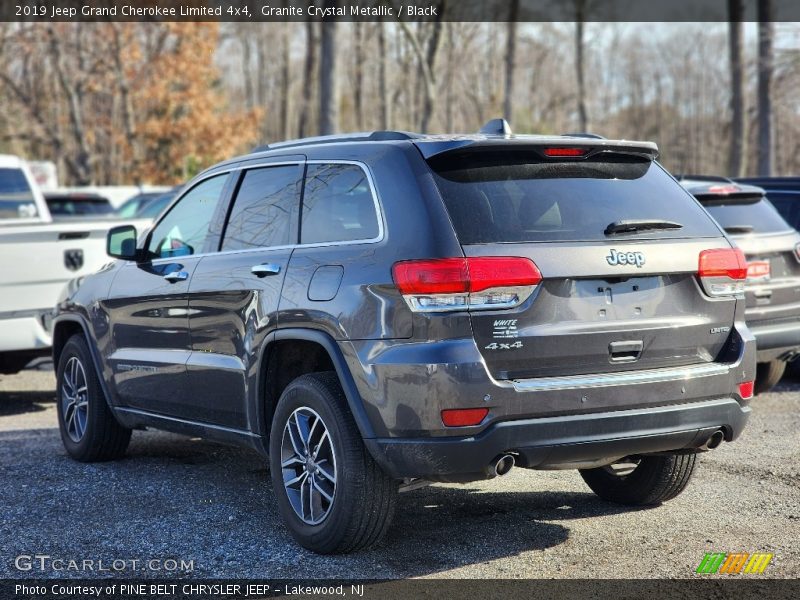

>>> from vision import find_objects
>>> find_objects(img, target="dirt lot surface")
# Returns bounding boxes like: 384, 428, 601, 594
1, 367, 797, 579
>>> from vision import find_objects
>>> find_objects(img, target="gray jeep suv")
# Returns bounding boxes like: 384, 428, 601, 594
681, 178, 800, 393
52, 122, 755, 553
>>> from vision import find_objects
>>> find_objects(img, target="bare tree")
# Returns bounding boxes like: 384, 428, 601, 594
398, 3, 445, 132
297, 21, 318, 138
757, 0, 774, 176
318, 0, 339, 136
503, 0, 519, 123
574, 1, 589, 132
728, 0, 746, 176
377, 22, 389, 130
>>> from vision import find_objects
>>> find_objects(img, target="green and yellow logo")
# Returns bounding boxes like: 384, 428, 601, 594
696, 552, 773, 574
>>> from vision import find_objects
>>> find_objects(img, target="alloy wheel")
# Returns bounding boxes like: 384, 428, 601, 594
280, 407, 337, 525
61, 356, 89, 443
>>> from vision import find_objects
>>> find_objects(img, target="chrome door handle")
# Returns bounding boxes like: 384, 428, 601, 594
251, 263, 281, 277
163, 271, 189, 283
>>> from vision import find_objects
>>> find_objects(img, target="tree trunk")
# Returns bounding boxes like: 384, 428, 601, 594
280, 22, 291, 140
757, 0, 774, 176
575, 1, 589, 132
353, 22, 364, 130
319, 2, 339, 136
503, 0, 519, 124
398, 2, 445, 133
377, 22, 389, 130
728, 0, 746, 177
297, 21, 317, 138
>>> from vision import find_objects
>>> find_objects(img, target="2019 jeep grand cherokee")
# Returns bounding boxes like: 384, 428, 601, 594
52, 123, 755, 553
681, 179, 800, 393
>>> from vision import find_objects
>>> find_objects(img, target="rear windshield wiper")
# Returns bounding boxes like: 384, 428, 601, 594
605, 219, 684, 235
723, 224, 754, 234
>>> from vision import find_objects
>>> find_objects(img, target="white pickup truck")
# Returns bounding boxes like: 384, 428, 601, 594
0, 155, 149, 374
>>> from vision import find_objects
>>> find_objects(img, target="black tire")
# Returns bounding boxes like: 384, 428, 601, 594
579, 454, 697, 506
56, 335, 131, 462
269, 372, 397, 553
754, 360, 786, 395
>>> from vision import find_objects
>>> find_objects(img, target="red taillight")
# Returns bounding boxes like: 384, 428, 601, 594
392, 258, 469, 295
543, 147, 587, 157
441, 408, 489, 427
738, 380, 754, 400
392, 257, 541, 312
698, 248, 747, 297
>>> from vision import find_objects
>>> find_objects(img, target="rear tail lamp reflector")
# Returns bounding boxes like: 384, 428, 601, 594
738, 381, 754, 400
441, 408, 489, 427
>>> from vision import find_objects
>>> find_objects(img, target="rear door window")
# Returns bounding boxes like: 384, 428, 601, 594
0, 168, 38, 220
428, 151, 721, 244
221, 165, 303, 251
300, 163, 380, 244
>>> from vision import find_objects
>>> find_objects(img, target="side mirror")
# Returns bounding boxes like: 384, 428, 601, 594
107, 225, 139, 260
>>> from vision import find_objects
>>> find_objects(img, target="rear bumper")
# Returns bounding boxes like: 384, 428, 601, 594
748, 320, 800, 361
365, 397, 751, 480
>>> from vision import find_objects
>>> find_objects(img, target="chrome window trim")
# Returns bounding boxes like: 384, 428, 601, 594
510, 362, 730, 393
144, 159, 385, 267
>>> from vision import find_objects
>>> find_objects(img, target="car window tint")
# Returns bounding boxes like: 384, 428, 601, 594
429, 152, 720, 243
147, 175, 227, 259
0, 168, 38, 220
701, 196, 792, 235
766, 193, 800, 230
301, 164, 379, 244
222, 165, 302, 251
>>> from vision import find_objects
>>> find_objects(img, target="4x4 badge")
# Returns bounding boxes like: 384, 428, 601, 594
606, 249, 645, 268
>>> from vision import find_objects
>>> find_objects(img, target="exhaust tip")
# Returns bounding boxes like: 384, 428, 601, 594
494, 454, 515, 477
705, 430, 725, 450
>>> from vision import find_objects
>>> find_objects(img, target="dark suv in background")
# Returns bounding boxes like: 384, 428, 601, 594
681, 178, 800, 392
52, 122, 755, 553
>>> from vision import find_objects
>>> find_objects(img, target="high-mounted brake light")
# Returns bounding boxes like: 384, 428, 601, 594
707, 184, 740, 195
542, 147, 588, 157
698, 248, 747, 297
392, 257, 542, 312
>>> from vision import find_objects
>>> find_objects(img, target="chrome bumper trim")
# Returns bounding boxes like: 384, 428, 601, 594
511, 362, 730, 392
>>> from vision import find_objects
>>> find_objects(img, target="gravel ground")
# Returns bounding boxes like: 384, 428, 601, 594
1, 366, 797, 579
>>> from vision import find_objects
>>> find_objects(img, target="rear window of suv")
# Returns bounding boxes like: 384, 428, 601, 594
0, 168, 38, 220
428, 151, 721, 244
697, 193, 793, 235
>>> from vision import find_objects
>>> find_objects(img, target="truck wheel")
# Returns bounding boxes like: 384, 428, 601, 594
269, 372, 397, 553
754, 360, 785, 395
56, 335, 131, 462
579, 454, 697, 506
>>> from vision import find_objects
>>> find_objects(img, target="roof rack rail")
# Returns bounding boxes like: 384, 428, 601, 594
562, 132, 606, 139
251, 130, 419, 153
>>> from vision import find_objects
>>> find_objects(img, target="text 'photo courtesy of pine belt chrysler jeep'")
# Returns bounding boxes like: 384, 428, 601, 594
681, 178, 800, 394
52, 120, 756, 554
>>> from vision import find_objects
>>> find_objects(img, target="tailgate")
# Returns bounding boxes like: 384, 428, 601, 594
464, 240, 737, 379
0, 224, 111, 314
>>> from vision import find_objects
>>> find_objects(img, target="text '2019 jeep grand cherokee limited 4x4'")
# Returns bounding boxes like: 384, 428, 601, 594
52, 121, 755, 553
